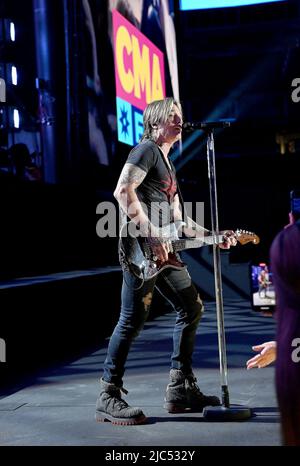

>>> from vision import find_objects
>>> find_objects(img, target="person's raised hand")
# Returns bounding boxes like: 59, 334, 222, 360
246, 341, 276, 369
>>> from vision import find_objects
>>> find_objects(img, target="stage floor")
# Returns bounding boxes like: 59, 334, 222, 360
0, 299, 280, 446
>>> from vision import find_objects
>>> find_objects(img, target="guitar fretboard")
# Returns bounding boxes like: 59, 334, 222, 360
172, 234, 224, 252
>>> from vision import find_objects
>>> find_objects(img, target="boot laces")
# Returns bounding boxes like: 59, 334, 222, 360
108, 386, 130, 410
185, 374, 203, 395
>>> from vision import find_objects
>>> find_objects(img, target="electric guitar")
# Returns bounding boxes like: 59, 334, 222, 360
119, 221, 260, 281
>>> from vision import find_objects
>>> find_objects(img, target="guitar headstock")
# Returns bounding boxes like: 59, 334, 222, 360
235, 229, 260, 245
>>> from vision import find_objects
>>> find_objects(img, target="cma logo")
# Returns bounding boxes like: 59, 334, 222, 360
0, 338, 6, 363
291, 78, 300, 103
291, 338, 300, 363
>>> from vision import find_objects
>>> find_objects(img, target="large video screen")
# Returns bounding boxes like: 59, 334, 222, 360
180, 0, 286, 10
113, 9, 166, 147
83, 0, 179, 166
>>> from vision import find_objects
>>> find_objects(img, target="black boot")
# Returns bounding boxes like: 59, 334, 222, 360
164, 369, 221, 413
95, 378, 147, 425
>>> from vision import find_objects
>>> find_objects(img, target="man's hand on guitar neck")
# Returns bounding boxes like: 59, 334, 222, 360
146, 228, 237, 262
219, 230, 238, 249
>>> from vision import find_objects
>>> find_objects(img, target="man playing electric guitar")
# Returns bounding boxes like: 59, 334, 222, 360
95, 97, 237, 425
258, 266, 270, 298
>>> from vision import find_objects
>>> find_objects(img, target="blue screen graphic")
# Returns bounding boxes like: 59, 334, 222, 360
180, 0, 286, 10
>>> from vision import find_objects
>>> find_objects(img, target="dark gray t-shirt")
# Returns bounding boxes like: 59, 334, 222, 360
126, 140, 178, 227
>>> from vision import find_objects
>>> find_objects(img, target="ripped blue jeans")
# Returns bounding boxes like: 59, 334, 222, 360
102, 267, 204, 387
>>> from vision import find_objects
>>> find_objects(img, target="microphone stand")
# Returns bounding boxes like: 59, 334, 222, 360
202, 124, 252, 421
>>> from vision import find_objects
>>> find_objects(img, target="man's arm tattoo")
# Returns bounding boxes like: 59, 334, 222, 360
118, 163, 147, 187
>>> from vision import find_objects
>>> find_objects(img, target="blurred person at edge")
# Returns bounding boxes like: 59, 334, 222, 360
247, 209, 300, 446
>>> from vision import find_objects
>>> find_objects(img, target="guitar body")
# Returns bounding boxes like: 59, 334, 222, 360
118, 220, 260, 281
118, 221, 186, 280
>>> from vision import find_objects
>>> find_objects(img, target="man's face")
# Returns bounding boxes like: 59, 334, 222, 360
158, 104, 183, 144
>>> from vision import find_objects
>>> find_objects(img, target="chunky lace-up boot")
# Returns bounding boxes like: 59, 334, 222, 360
164, 369, 221, 413
95, 379, 147, 425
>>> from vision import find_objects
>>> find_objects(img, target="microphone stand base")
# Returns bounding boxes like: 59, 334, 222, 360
203, 404, 252, 421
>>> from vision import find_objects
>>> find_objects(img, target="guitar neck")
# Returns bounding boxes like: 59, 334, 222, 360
173, 234, 224, 252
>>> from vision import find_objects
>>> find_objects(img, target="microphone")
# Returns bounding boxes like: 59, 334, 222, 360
182, 120, 233, 132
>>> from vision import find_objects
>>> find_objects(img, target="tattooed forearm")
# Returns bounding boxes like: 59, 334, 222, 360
114, 163, 150, 230
116, 163, 147, 189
